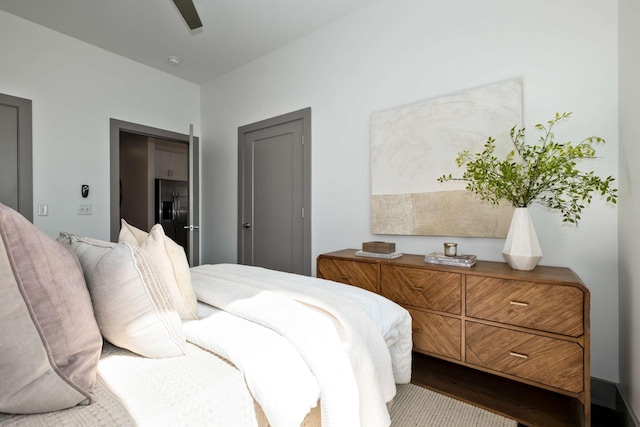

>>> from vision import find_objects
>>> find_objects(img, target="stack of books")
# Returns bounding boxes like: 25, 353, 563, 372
424, 252, 476, 267
355, 250, 403, 259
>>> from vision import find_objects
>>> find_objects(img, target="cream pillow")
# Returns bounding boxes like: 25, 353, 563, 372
62, 234, 187, 359
0, 204, 102, 414
118, 219, 198, 320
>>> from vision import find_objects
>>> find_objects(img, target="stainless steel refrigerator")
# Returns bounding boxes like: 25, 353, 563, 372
155, 179, 189, 256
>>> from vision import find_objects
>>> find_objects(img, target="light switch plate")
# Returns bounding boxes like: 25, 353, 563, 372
38, 204, 49, 216
78, 204, 92, 215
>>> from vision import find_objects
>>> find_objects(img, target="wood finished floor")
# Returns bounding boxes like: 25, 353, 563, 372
410, 352, 625, 427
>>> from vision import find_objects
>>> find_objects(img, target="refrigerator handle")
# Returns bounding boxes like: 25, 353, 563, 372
172, 193, 178, 221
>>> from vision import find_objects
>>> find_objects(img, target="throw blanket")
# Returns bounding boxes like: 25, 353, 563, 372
189, 264, 412, 427
184, 309, 320, 427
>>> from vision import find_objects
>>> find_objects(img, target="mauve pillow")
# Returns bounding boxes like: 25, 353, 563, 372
0, 203, 102, 414
60, 234, 187, 359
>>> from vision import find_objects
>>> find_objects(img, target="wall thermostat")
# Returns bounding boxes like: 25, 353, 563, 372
81, 185, 89, 198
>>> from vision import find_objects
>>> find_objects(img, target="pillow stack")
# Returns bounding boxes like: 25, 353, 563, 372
0, 203, 103, 414
59, 233, 188, 359
0, 204, 200, 415
56, 219, 198, 360
118, 219, 198, 320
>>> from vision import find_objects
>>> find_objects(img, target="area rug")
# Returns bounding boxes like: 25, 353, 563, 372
390, 383, 517, 426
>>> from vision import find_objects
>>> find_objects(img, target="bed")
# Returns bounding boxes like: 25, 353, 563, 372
0, 205, 412, 427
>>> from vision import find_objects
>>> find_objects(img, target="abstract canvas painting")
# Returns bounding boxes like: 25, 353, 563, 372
371, 79, 522, 237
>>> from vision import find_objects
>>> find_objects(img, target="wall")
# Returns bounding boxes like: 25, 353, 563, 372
0, 11, 200, 241
200, 0, 619, 382
618, 0, 640, 420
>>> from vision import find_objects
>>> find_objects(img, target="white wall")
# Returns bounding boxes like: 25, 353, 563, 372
201, 0, 619, 382
618, 0, 640, 420
0, 11, 200, 241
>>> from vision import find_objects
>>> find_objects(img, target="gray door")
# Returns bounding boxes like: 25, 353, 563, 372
0, 93, 32, 221
188, 133, 200, 266
238, 108, 311, 275
110, 119, 201, 266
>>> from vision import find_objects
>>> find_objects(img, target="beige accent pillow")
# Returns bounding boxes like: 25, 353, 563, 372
0, 203, 102, 414
118, 219, 198, 320
64, 234, 187, 359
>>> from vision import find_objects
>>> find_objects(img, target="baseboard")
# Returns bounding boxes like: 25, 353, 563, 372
591, 377, 639, 426
592, 377, 618, 409
616, 384, 640, 427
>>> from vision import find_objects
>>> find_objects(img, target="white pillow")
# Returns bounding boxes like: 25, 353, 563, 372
64, 234, 187, 359
119, 219, 198, 320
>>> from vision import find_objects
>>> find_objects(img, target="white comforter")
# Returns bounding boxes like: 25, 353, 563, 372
187, 264, 412, 427
184, 307, 320, 427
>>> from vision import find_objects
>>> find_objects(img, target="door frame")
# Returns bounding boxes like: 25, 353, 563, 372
0, 93, 33, 221
237, 107, 312, 275
109, 119, 200, 264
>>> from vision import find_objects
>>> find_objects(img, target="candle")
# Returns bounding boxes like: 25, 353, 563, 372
444, 242, 457, 257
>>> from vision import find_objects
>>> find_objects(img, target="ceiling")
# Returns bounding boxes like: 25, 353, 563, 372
0, 0, 379, 85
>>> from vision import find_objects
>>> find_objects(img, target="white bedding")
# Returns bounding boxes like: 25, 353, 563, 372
189, 263, 413, 427
194, 264, 412, 383
185, 306, 320, 427
0, 342, 265, 427
0, 264, 411, 427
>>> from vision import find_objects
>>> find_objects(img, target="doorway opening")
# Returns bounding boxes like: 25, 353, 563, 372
110, 119, 200, 265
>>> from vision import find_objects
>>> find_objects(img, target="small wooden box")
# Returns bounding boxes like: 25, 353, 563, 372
362, 241, 396, 254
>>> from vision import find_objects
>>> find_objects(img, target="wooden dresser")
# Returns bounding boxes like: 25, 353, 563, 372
317, 249, 591, 426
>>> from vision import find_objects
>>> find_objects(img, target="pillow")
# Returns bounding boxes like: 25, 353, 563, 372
118, 219, 198, 320
0, 203, 102, 414
61, 233, 187, 359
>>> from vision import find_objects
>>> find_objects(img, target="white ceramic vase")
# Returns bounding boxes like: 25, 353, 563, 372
502, 207, 542, 271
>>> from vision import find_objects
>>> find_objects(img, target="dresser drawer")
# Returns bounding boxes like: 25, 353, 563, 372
317, 257, 378, 293
466, 322, 583, 393
381, 265, 461, 314
410, 309, 461, 360
466, 276, 584, 337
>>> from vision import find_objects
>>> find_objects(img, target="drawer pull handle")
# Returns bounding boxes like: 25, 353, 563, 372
412, 327, 424, 333
509, 351, 529, 359
410, 286, 424, 292
509, 301, 529, 307
340, 275, 349, 280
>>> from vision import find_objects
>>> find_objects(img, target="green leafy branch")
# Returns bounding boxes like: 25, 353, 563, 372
437, 112, 618, 225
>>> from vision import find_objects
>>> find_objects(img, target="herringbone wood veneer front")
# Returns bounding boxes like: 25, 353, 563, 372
316, 257, 378, 293
466, 276, 584, 337
381, 265, 461, 314
466, 322, 583, 393
410, 309, 461, 360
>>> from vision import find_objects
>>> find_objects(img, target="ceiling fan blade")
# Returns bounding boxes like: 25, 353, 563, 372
172, 0, 203, 30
